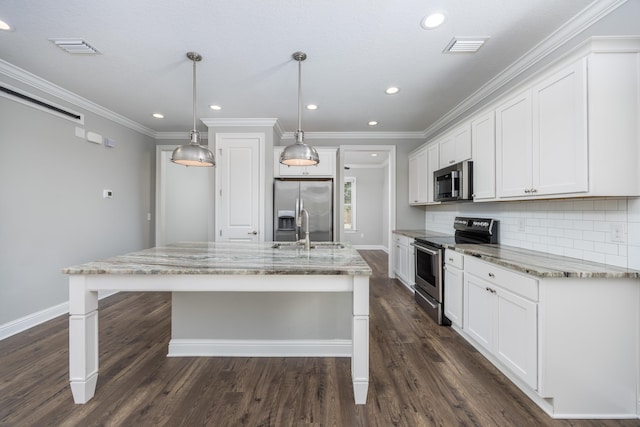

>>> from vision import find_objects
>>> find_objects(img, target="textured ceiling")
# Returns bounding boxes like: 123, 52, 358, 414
0, 0, 637, 137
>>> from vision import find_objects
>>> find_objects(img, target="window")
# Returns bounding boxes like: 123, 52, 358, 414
344, 177, 356, 231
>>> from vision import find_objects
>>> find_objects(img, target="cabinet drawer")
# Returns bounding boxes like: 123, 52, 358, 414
445, 249, 464, 269
465, 256, 538, 301
393, 234, 412, 246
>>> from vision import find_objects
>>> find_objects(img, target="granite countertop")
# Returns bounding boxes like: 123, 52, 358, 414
393, 229, 453, 239
62, 241, 372, 276
448, 243, 640, 279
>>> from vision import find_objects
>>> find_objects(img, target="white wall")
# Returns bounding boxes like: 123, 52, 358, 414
0, 80, 155, 327
423, 197, 640, 269
342, 167, 385, 247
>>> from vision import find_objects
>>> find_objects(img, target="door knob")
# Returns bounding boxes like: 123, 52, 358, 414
248, 231, 258, 235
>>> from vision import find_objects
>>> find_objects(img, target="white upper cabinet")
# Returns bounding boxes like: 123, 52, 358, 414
408, 147, 428, 205
471, 111, 496, 201
496, 60, 588, 198
426, 143, 440, 204
496, 90, 534, 198
532, 60, 588, 196
274, 147, 336, 177
439, 123, 472, 168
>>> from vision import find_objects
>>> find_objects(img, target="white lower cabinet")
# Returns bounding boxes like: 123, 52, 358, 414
392, 233, 414, 289
463, 257, 538, 390
443, 250, 464, 327
457, 252, 639, 418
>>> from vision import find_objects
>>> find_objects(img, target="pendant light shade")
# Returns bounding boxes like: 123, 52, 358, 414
171, 52, 215, 167
280, 51, 319, 167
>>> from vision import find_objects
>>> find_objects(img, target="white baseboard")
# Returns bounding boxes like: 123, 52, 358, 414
167, 339, 352, 357
0, 290, 119, 341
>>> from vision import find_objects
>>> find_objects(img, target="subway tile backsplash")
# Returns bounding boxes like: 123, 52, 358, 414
424, 197, 640, 270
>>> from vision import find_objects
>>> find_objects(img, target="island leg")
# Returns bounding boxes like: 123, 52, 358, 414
68, 276, 99, 404
351, 275, 369, 404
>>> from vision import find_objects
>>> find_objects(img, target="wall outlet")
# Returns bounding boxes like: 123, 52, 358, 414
103, 189, 113, 199
610, 223, 626, 243
517, 218, 526, 232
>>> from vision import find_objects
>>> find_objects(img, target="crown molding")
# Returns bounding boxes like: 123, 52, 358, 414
281, 131, 427, 140
0, 59, 157, 138
155, 131, 209, 140
423, 0, 629, 139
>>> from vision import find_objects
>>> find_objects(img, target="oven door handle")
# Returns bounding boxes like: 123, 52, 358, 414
410, 242, 439, 256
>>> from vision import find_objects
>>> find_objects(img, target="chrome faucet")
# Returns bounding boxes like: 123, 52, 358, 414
297, 208, 311, 250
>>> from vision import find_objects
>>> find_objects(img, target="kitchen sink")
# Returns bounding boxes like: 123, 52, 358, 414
271, 242, 345, 250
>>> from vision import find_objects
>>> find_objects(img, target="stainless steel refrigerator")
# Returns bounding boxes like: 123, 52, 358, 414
274, 178, 333, 242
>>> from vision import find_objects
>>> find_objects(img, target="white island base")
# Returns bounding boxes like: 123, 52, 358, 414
68, 273, 370, 405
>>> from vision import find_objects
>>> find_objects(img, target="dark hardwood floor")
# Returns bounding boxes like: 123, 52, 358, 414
1, 250, 638, 426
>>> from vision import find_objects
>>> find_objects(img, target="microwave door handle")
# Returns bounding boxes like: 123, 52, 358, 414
451, 170, 460, 197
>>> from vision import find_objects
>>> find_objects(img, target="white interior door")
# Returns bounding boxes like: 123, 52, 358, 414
215, 133, 264, 242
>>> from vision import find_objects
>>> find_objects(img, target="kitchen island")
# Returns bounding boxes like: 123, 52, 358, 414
62, 241, 372, 405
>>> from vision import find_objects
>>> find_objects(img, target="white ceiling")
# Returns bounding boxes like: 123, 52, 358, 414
0, 0, 638, 138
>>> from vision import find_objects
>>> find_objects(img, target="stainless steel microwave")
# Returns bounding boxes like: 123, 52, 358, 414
434, 160, 473, 202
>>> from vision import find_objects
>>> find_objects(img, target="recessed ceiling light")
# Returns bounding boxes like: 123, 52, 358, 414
368, 121, 378, 126
152, 113, 165, 119
306, 104, 318, 110
371, 153, 378, 157
209, 105, 222, 111
421, 12, 446, 30
385, 87, 400, 95
0, 19, 12, 31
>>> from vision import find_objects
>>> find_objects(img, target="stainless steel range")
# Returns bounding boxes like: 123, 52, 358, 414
413, 217, 498, 325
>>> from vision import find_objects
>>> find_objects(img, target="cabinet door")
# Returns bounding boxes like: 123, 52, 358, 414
463, 274, 494, 351
275, 148, 335, 177
439, 124, 471, 167
495, 287, 538, 390
426, 144, 439, 203
444, 266, 464, 328
471, 111, 496, 200
496, 90, 533, 198
408, 149, 428, 204
392, 235, 404, 280
439, 135, 455, 168
452, 124, 471, 164
532, 59, 588, 196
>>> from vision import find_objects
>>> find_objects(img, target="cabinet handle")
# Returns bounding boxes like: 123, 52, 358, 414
524, 189, 531, 194
448, 258, 454, 262
485, 287, 496, 294
530, 188, 537, 194
449, 160, 455, 164
488, 272, 495, 278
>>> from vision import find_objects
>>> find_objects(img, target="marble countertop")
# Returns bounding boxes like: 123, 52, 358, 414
62, 241, 372, 276
447, 244, 640, 279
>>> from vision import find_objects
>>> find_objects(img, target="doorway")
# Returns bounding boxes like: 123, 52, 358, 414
338, 145, 395, 275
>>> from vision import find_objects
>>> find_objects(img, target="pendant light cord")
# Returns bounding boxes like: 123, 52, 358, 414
297, 57, 302, 133
192, 57, 197, 133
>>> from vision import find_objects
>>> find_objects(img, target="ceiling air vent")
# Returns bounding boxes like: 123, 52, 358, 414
49, 38, 100, 54
443, 37, 489, 54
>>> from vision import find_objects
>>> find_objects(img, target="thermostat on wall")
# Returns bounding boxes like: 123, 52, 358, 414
86, 131, 102, 144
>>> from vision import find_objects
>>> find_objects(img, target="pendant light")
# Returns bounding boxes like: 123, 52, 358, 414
171, 52, 215, 167
279, 51, 320, 166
